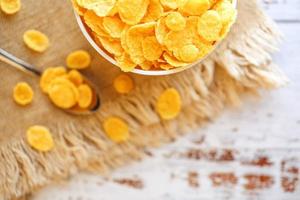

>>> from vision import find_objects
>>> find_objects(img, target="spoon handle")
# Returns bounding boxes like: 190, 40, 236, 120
0, 48, 41, 76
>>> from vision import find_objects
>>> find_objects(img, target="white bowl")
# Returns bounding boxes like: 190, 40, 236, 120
74, 0, 237, 76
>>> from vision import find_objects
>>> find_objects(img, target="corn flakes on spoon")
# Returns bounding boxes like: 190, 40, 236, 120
0, 48, 101, 115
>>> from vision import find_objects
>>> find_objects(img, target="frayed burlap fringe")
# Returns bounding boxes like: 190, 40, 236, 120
0, 0, 287, 200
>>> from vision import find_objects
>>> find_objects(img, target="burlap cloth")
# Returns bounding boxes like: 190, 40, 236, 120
0, 0, 288, 199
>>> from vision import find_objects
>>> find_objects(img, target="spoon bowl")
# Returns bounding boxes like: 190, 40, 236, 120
0, 48, 101, 115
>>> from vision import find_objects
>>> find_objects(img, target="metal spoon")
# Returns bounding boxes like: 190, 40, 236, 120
0, 48, 101, 115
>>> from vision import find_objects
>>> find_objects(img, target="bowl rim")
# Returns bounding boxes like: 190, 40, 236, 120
74, 0, 237, 76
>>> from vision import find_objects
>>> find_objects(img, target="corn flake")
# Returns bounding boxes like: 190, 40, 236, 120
117, 0, 150, 25
113, 74, 134, 94
179, 0, 210, 16
115, 53, 137, 72
103, 117, 130, 143
197, 10, 222, 42
66, 50, 91, 69
163, 52, 188, 67
0, 0, 21, 15
97, 36, 124, 56
177, 44, 199, 62
142, 0, 164, 22
156, 88, 181, 120
26, 125, 54, 152
23, 30, 50, 53
165, 12, 186, 31
67, 70, 84, 86
78, 84, 93, 108
40, 67, 67, 93
142, 36, 163, 61
13, 82, 34, 106
77, 0, 116, 17
48, 78, 79, 109
160, 0, 178, 9
84, 10, 110, 37
103, 16, 126, 38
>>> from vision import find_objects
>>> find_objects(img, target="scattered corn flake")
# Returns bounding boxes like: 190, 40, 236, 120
117, 0, 150, 25
197, 10, 222, 42
67, 70, 84, 86
115, 53, 137, 72
40, 67, 67, 93
13, 82, 34, 106
66, 50, 91, 69
103, 117, 130, 143
48, 78, 79, 109
142, 0, 164, 23
78, 84, 93, 108
77, 0, 116, 17
142, 36, 163, 61
113, 74, 134, 94
179, 0, 210, 16
97, 36, 124, 56
165, 12, 186, 31
156, 88, 181, 120
0, 0, 21, 15
26, 125, 54, 152
103, 16, 126, 38
23, 29, 50, 53
177, 44, 199, 62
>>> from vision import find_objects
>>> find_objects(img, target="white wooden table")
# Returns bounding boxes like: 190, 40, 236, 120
32, 1, 300, 200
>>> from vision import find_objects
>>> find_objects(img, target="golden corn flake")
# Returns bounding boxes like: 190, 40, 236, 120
84, 10, 110, 37
163, 52, 188, 67
40, 67, 67, 93
103, 16, 126, 38
160, 0, 178, 9
155, 17, 169, 45
23, 30, 50, 53
142, 36, 163, 61
113, 74, 134, 94
78, 84, 93, 108
142, 0, 164, 22
48, 78, 79, 109
115, 53, 137, 72
117, 0, 149, 25
165, 12, 186, 31
66, 50, 91, 69
126, 22, 156, 64
77, 0, 116, 17
103, 117, 130, 143
67, 70, 84, 86
13, 82, 34, 106
179, 0, 210, 16
214, 0, 237, 24
197, 10, 222, 42
156, 88, 181, 120
98, 36, 124, 57
77, 0, 236, 71
177, 44, 199, 62
26, 125, 54, 152
0, 0, 21, 14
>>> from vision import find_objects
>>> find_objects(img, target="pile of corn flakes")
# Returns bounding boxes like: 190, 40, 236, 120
73, 0, 237, 71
